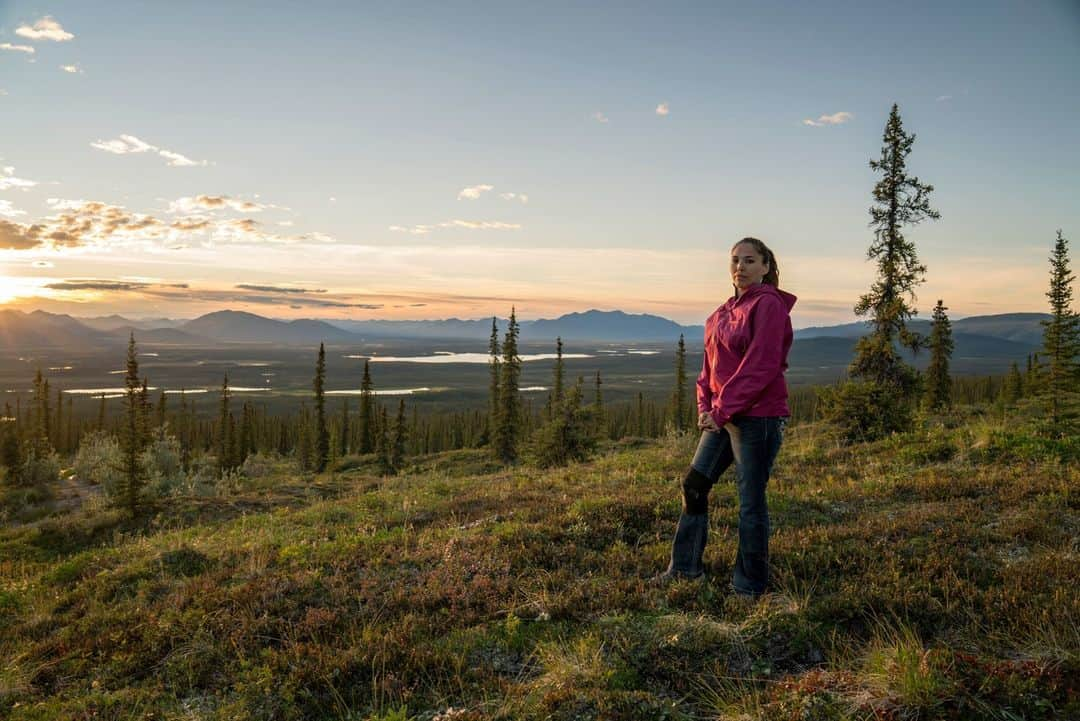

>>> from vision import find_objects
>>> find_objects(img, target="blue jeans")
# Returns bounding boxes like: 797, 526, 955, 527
688, 416, 785, 594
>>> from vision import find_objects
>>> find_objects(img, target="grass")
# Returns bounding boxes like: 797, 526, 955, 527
0, 402, 1077, 719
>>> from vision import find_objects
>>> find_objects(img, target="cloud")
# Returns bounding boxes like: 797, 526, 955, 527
60, 64, 83, 74
0, 220, 41, 249
0, 43, 35, 54
234, 284, 327, 294
936, 95, 952, 102
31, 260, 54, 268
802, 111, 853, 127
591, 111, 609, 123
0, 166, 38, 191
499, 192, 529, 204
168, 195, 268, 214
90, 134, 207, 167
458, 184, 494, 200
655, 102, 669, 116
390, 219, 522, 235
0, 200, 26, 218
47, 280, 151, 291
15, 16, 74, 41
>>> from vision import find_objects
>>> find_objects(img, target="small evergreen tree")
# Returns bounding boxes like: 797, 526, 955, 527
391, 399, 407, 472
487, 317, 501, 442
376, 406, 392, 474
217, 373, 233, 476
359, 360, 375, 454
295, 403, 313, 473
593, 370, 604, 435
313, 343, 329, 472
923, 300, 954, 411
672, 334, 688, 432
339, 397, 350, 457
531, 376, 597, 467
1038, 229, 1080, 428
494, 308, 522, 463
117, 334, 147, 515
1001, 362, 1023, 405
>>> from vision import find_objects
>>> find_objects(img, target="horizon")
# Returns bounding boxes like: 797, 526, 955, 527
2, 2, 1078, 326
2, 304, 1050, 332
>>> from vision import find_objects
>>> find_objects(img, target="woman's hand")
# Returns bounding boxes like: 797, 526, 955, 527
698, 412, 721, 432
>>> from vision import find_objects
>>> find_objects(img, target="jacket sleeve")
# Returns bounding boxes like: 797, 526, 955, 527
696, 348, 712, 414
709, 296, 787, 428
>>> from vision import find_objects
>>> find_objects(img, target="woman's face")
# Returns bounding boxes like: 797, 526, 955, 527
730, 242, 769, 291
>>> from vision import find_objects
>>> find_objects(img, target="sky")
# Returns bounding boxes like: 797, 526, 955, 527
1, 0, 1078, 328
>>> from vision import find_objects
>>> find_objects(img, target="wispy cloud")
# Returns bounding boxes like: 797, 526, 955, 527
0, 43, 35, 54
499, 192, 528, 204
168, 195, 268, 214
90, 134, 207, 167
0, 166, 38, 191
234, 284, 327, 294
60, 64, 83, 74
655, 102, 670, 116
0, 200, 26, 218
389, 219, 522, 235
15, 16, 74, 42
802, 111, 853, 127
458, 184, 494, 200
591, 111, 609, 124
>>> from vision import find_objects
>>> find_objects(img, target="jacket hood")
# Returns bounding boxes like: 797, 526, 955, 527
731, 283, 798, 312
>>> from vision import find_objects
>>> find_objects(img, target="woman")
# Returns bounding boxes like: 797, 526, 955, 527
659, 237, 796, 597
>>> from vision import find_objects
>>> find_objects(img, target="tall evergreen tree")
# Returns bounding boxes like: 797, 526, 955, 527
0, 403, 18, 483
118, 334, 146, 515
54, 387, 63, 452
672, 334, 688, 432
313, 343, 329, 472
359, 360, 375, 454
494, 308, 521, 462
487, 317, 501, 442
97, 393, 107, 431
1039, 229, 1080, 427
923, 300, 954, 411
850, 103, 939, 393
391, 399, 407, 472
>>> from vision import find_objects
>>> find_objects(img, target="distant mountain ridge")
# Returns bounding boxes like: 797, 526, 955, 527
0, 308, 1052, 356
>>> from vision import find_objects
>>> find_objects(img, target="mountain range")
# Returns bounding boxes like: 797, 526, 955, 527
0, 309, 1051, 375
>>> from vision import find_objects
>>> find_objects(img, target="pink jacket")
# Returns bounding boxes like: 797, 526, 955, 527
696, 283, 797, 428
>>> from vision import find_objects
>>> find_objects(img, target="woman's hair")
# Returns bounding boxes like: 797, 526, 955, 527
732, 236, 780, 287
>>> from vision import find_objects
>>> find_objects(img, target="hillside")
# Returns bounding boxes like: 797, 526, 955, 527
0, 405, 1076, 719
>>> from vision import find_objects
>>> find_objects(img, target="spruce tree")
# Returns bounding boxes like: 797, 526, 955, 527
850, 103, 939, 392
1039, 229, 1080, 427
487, 317, 501, 442
295, 403, 313, 472
391, 399, 407, 472
339, 398, 350, 457
923, 300, 954, 411
376, 405, 392, 474
359, 360, 375, 454
672, 334, 688, 432
118, 334, 146, 515
54, 387, 63, 453
313, 343, 329, 472
1001, 362, 1023, 405
593, 370, 604, 435
97, 393, 107, 431
0, 406, 18, 483
494, 307, 521, 463
217, 373, 232, 476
